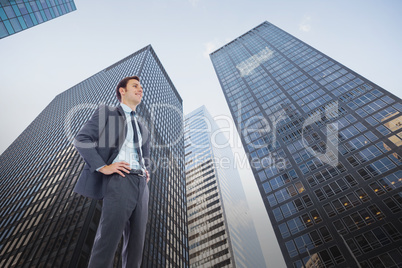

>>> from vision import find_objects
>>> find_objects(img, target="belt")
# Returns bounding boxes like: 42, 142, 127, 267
130, 169, 145, 176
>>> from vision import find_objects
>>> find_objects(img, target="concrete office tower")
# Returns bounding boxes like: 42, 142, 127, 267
210, 21, 402, 268
0, 0, 76, 39
185, 106, 266, 268
0, 45, 188, 267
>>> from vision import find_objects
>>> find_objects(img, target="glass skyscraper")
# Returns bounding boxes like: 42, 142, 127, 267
210, 21, 402, 268
185, 106, 266, 268
0, 0, 76, 39
0, 45, 188, 267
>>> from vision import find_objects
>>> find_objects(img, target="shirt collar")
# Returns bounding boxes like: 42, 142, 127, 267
120, 103, 136, 117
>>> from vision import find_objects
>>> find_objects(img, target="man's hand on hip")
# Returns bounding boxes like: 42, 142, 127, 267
99, 161, 131, 177
145, 170, 150, 183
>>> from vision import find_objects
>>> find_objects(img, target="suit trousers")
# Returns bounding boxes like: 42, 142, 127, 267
88, 172, 149, 268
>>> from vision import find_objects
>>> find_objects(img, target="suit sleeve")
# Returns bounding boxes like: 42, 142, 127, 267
74, 105, 107, 173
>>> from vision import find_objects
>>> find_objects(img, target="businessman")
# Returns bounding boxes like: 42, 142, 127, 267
73, 76, 150, 268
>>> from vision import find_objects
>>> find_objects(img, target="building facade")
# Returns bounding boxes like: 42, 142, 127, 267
210, 21, 402, 268
0, 45, 188, 267
0, 0, 76, 39
185, 106, 266, 268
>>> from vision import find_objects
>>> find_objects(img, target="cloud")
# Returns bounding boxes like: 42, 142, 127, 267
203, 41, 218, 58
299, 16, 312, 32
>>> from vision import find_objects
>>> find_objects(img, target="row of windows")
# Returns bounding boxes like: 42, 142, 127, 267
358, 103, 401, 122
261, 169, 298, 192
382, 193, 402, 213
279, 214, 328, 239
267, 181, 305, 206
291, 81, 320, 101
307, 172, 358, 188
359, 249, 402, 268
293, 246, 345, 268
325, 75, 363, 92
314, 180, 366, 202
369, 115, 402, 139
287, 133, 320, 155
272, 195, 315, 222
321, 192, 375, 221
332, 205, 384, 236
369, 170, 402, 195
1, 0, 74, 20
334, 79, 362, 98
307, 59, 337, 77
346, 223, 402, 255
189, 229, 226, 250
296, 88, 325, 108
285, 227, 332, 258
0, 1, 75, 37
298, 156, 346, 176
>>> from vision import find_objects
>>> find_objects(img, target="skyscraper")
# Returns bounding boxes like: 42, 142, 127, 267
0, 45, 188, 267
210, 21, 402, 268
185, 106, 266, 268
0, 0, 76, 39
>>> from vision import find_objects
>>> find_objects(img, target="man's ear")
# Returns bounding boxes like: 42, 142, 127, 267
119, 87, 126, 98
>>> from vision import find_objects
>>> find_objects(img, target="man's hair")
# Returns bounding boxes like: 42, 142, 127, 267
116, 75, 140, 102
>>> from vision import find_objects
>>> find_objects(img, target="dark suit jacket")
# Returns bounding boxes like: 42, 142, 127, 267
73, 104, 151, 200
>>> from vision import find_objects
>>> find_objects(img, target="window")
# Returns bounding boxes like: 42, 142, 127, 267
355, 234, 373, 253
306, 176, 317, 187
368, 204, 384, 220
295, 181, 305, 193
383, 223, 402, 241
301, 195, 313, 207
372, 227, 391, 246
333, 219, 347, 234
310, 209, 322, 223
355, 188, 370, 202
347, 155, 359, 167
323, 203, 336, 217
273, 207, 283, 222
329, 246, 345, 264
287, 217, 306, 235
262, 181, 272, 194
369, 254, 397, 268
366, 157, 396, 176
383, 198, 400, 213
279, 223, 290, 238
314, 189, 326, 201
318, 249, 334, 267
332, 199, 345, 213
267, 194, 277, 207
294, 234, 314, 253
357, 168, 371, 180
319, 226, 332, 242
285, 240, 298, 257
344, 174, 358, 186
346, 238, 362, 257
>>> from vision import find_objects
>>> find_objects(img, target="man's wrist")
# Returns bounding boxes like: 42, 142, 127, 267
96, 165, 106, 172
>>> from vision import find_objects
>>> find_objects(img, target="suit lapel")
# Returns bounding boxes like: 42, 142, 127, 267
107, 105, 127, 164
117, 105, 128, 150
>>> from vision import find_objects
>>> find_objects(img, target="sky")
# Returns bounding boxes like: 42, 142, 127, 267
1, 0, 402, 267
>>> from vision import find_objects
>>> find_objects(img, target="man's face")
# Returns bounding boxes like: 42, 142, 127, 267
121, 79, 143, 105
